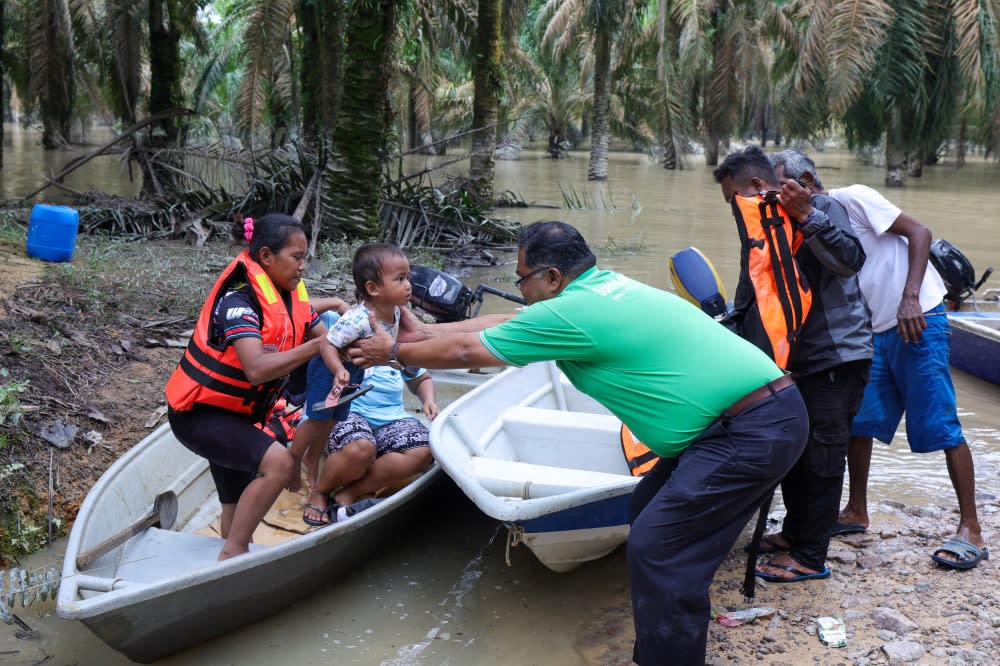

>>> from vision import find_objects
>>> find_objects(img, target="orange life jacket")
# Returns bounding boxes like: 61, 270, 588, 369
259, 398, 304, 445
731, 192, 812, 369
621, 424, 657, 476
165, 250, 312, 421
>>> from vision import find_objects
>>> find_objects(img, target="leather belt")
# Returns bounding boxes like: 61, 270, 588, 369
721, 374, 795, 420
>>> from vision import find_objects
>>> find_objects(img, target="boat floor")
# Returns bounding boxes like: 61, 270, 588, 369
192, 485, 313, 545
190, 470, 419, 545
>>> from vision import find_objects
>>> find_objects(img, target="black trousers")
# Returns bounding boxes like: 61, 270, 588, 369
627, 384, 809, 666
779, 359, 870, 570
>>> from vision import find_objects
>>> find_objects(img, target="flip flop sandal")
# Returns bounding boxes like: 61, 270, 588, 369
754, 559, 831, 583
302, 502, 335, 527
829, 522, 867, 537
931, 537, 989, 571
310, 383, 373, 414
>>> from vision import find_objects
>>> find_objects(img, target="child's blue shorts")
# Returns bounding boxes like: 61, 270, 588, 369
850, 304, 965, 453
304, 310, 365, 421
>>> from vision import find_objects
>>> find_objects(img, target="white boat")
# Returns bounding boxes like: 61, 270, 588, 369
429, 361, 639, 573
56, 368, 494, 663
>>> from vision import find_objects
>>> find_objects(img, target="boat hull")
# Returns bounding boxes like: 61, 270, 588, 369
56, 423, 442, 662
72, 493, 435, 662
57, 368, 494, 662
948, 311, 1000, 385
513, 492, 633, 572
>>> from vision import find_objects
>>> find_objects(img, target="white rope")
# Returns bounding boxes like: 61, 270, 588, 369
504, 524, 524, 567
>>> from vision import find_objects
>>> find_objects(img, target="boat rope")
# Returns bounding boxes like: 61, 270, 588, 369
504, 524, 524, 567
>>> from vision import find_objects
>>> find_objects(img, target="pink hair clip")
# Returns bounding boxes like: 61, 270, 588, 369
243, 217, 254, 242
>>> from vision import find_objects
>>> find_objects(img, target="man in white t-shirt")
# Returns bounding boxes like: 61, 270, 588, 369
777, 155, 987, 571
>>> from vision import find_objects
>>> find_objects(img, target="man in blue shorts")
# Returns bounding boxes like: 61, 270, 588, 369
348, 220, 810, 665
781, 159, 988, 570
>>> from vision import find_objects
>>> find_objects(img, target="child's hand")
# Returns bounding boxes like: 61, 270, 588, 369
335, 368, 351, 387
423, 400, 440, 421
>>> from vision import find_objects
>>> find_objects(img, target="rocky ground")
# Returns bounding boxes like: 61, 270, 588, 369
578, 499, 999, 666
0, 235, 998, 665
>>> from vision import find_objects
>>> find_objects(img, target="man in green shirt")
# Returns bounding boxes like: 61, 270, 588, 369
348, 221, 808, 665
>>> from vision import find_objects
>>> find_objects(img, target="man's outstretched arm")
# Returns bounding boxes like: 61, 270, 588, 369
348, 319, 505, 370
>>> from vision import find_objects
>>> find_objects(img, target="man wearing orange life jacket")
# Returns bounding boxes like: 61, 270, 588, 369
714, 146, 872, 583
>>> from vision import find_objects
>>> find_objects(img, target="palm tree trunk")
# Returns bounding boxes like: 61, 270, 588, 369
587, 30, 612, 181
705, 135, 720, 166
884, 140, 906, 187
329, 0, 399, 237
0, 0, 4, 169
112, 3, 141, 127
36, 0, 74, 149
957, 116, 967, 167
269, 36, 293, 149
469, 0, 503, 202
661, 111, 678, 170
657, 0, 679, 171
144, 0, 182, 196
412, 83, 436, 155
297, 0, 343, 151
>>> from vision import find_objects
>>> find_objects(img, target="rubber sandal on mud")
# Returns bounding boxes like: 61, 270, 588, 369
931, 537, 989, 571
754, 559, 831, 583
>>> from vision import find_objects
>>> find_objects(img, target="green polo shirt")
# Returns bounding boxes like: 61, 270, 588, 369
480, 267, 781, 457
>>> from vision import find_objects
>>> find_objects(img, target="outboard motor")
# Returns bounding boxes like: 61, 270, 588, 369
669, 246, 730, 319
409, 265, 526, 322
929, 239, 993, 309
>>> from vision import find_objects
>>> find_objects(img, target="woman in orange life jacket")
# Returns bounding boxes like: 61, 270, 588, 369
165, 213, 328, 561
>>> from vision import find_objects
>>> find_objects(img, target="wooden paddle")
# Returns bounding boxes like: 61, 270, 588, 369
75, 491, 179, 570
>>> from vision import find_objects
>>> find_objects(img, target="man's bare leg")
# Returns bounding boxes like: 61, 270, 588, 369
934, 443, 986, 564
838, 435, 873, 529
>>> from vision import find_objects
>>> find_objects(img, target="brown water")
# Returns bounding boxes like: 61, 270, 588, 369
3, 135, 1000, 664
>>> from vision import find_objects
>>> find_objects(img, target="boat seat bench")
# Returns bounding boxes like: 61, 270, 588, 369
468, 457, 630, 499
494, 404, 629, 470
470, 404, 631, 499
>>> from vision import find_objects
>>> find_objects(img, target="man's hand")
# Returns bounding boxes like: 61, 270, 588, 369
896, 295, 927, 343
347, 315, 395, 368
779, 178, 813, 224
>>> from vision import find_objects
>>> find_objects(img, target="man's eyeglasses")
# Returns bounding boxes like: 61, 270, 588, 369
514, 266, 555, 288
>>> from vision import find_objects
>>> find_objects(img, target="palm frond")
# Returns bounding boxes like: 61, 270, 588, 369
235, 0, 297, 139
539, 0, 584, 60
826, 0, 895, 115
110, 0, 146, 124
951, 0, 987, 92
